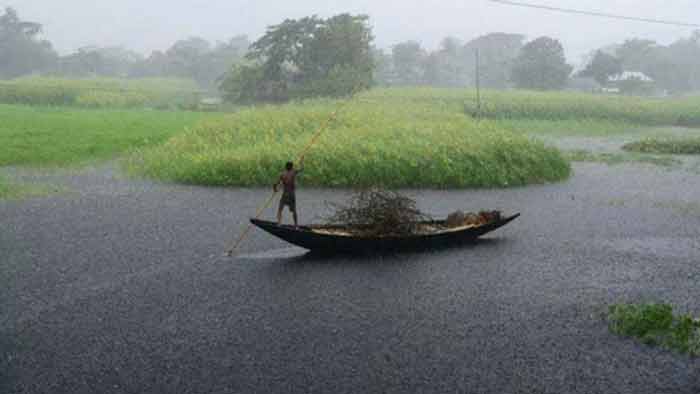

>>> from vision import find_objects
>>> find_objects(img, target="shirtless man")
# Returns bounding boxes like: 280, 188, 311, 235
274, 159, 304, 226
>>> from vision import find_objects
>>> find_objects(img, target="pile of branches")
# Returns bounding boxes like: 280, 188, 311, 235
325, 188, 432, 237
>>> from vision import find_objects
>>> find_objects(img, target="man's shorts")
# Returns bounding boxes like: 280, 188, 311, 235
280, 192, 296, 211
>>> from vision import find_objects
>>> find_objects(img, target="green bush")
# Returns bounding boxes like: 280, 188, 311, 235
623, 138, 700, 155
127, 93, 571, 188
608, 303, 700, 356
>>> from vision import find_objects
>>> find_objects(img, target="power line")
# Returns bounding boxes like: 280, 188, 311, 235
487, 0, 700, 28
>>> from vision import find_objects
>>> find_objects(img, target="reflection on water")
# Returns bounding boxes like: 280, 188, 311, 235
237, 247, 309, 260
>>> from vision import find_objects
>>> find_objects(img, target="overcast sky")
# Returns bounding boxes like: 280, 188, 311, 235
6, 0, 699, 65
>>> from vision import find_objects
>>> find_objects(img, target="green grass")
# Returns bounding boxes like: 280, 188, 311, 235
623, 137, 700, 155
565, 150, 682, 167
498, 118, 644, 137
0, 77, 202, 109
466, 90, 700, 127
127, 94, 571, 188
0, 175, 47, 199
608, 303, 700, 357
363, 88, 700, 127
0, 104, 219, 167
0, 175, 10, 198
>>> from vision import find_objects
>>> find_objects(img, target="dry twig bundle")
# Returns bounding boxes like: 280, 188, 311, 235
325, 188, 433, 236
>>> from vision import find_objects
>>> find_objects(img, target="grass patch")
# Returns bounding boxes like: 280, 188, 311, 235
462, 90, 700, 127
0, 175, 11, 198
564, 150, 681, 167
0, 104, 219, 167
363, 88, 700, 127
623, 137, 700, 155
0, 175, 55, 199
498, 118, 644, 137
127, 95, 571, 188
608, 303, 700, 357
0, 77, 202, 109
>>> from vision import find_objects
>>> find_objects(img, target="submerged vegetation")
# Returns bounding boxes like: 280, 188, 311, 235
0, 175, 10, 198
127, 92, 571, 188
0, 104, 216, 166
564, 150, 682, 167
623, 137, 700, 155
0, 175, 46, 199
608, 303, 700, 357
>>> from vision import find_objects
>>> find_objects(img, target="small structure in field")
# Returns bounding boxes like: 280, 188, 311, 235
608, 71, 656, 95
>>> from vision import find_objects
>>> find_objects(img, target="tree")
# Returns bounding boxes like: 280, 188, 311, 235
463, 33, 525, 88
130, 35, 249, 88
602, 35, 700, 94
0, 7, 56, 78
57, 46, 143, 77
372, 48, 395, 86
222, 13, 374, 103
511, 37, 572, 90
392, 41, 425, 85
422, 37, 465, 87
579, 50, 622, 85
294, 14, 374, 97
219, 62, 267, 103
615, 39, 657, 71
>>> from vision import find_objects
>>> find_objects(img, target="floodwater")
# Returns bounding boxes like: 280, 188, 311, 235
2, 161, 699, 393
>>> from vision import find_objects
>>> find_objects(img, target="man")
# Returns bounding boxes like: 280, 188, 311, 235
274, 159, 304, 227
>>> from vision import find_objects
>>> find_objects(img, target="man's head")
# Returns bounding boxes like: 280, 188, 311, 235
285, 161, 294, 171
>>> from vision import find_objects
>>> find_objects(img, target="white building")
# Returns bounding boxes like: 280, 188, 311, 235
608, 71, 654, 83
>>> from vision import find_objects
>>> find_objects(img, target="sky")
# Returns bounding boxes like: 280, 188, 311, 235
6, 0, 699, 65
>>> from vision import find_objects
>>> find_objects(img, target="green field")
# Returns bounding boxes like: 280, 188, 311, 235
0, 77, 202, 109
126, 92, 572, 188
5, 86, 700, 192
362, 88, 700, 128
0, 104, 217, 167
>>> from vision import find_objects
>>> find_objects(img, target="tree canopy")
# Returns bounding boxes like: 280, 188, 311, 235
511, 37, 572, 90
579, 50, 622, 85
221, 14, 374, 103
0, 7, 56, 78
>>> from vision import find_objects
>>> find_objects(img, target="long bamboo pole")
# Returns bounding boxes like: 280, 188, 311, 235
224, 93, 356, 256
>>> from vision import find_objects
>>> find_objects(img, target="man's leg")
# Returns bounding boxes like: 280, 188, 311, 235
291, 198, 298, 227
277, 202, 284, 224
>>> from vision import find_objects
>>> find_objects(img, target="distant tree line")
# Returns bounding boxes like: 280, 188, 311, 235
579, 33, 700, 94
0, 7, 249, 89
3, 6, 700, 98
374, 33, 571, 90
375, 30, 700, 94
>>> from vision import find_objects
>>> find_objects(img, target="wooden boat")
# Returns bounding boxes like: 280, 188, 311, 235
250, 213, 520, 254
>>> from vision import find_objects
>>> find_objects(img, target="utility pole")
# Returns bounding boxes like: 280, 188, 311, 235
475, 48, 481, 119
